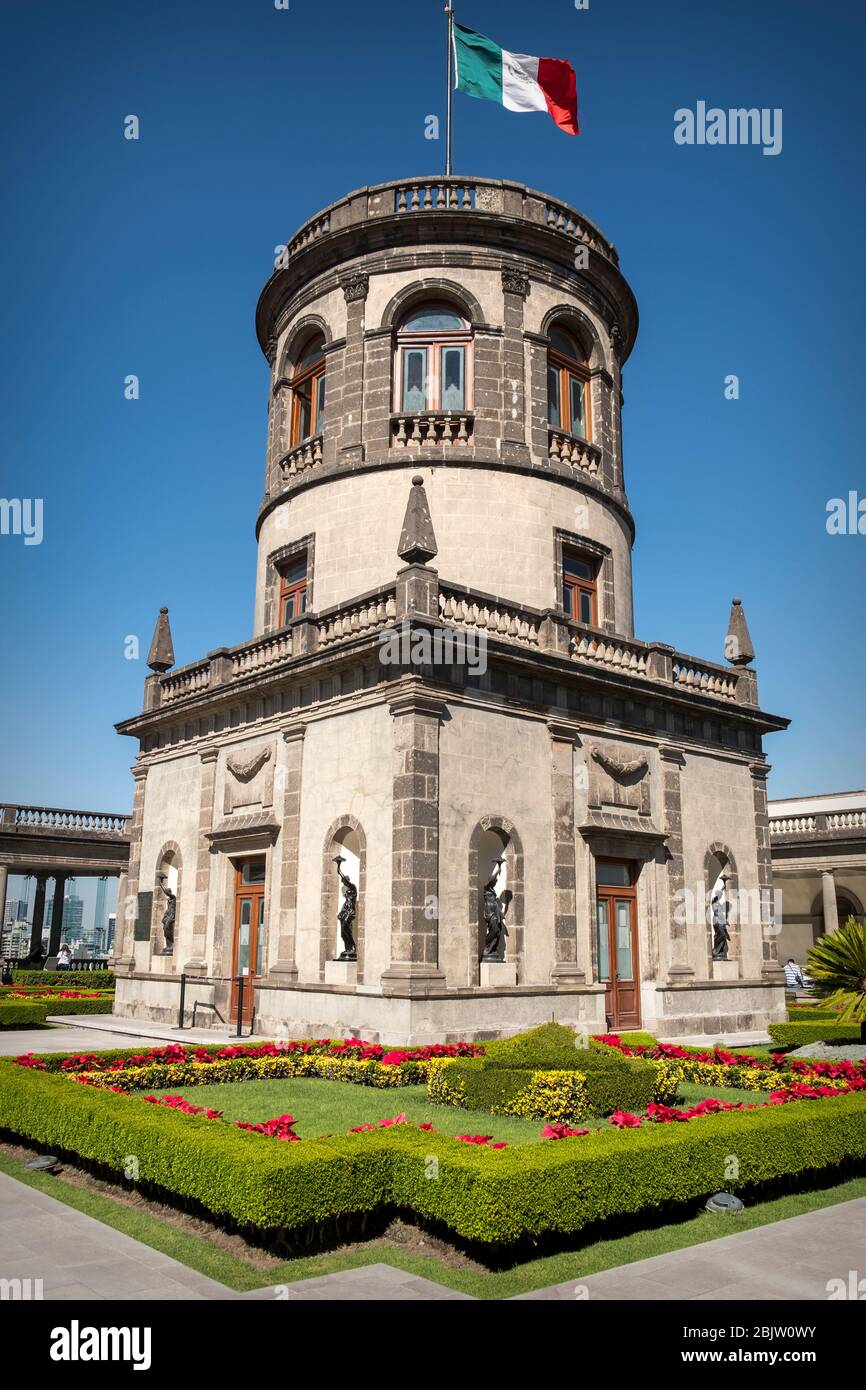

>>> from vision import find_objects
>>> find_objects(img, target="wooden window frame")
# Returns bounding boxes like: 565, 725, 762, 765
277, 552, 308, 627
394, 307, 473, 413
290, 340, 326, 447
562, 545, 599, 626
547, 336, 591, 440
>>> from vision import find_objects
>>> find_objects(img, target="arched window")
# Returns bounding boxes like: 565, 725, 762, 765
547, 325, 590, 439
395, 303, 471, 413
290, 333, 326, 446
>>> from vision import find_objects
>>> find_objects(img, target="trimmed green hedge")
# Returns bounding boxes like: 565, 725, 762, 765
0, 1001, 48, 1027
11, 970, 114, 989
427, 1024, 661, 1119
41, 996, 115, 1018
768, 1021, 862, 1047
0, 1059, 864, 1245
786, 1008, 842, 1022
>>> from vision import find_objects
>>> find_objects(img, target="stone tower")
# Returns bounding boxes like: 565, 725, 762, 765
114, 177, 788, 1042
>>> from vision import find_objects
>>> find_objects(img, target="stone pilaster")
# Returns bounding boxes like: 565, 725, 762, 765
659, 744, 693, 980
186, 749, 218, 972
548, 721, 585, 983
381, 690, 447, 994
751, 761, 784, 980
334, 272, 369, 465
270, 725, 306, 980
114, 765, 148, 972
500, 268, 529, 456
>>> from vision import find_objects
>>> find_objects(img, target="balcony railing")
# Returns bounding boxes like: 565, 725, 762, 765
278, 435, 323, 480
439, 587, 541, 648
282, 177, 620, 268
391, 412, 474, 447
135, 578, 756, 720
548, 430, 601, 475
770, 810, 866, 839
0, 805, 130, 836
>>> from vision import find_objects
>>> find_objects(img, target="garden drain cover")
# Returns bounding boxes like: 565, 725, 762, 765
25, 1155, 59, 1172
706, 1192, 744, 1213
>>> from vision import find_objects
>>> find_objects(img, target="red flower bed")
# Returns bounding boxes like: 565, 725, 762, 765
13, 1036, 485, 1074
540, 1123, 589, 1140
236, 1113, 299, 1141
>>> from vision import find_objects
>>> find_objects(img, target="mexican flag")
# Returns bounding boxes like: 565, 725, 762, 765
453, 22, 579, 136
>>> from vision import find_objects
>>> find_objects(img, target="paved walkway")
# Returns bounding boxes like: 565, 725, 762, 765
516, 1197, 866, 1300
0, 1017, 252, 1056
1, 1171, 862, 1301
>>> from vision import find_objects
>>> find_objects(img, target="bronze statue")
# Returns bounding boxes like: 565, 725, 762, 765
711, 883, 730, 960
333, 856, 358, 961
158, 874, 176, 955
481, 859, 512, 962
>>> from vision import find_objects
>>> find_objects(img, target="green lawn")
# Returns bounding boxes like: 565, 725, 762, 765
146, 1075, 776, 1142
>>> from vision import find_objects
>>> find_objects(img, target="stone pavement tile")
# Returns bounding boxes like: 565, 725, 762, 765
0, 1238, 36, 1261
693, 1281, 786, 1301
42, 1282, 113, 1301
58, 1256, 176, 1298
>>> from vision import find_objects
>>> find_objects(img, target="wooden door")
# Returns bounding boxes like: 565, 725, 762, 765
230, 858, 266, 1024
595, 860, 641, 1030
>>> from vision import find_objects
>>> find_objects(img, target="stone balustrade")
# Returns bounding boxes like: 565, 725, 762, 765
317, 590, 397, 648
548, 429, 601, 474
278, 435, 323, 479
395, 181, 476, 212
672, 657, 739, 702
159, 661, 211, 705
769, 816, 817, 836
1, 804, 130, 835
279, 178, 619, 270
828, 810, 866, 831
438, 588, 541, 647
770, 810, 866, 839
139, 580, 754, 718
391, 412, 474, 447
567, 626, 648, 676
231, 630, 294, 678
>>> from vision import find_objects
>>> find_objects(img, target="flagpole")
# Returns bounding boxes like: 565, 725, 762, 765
445, 2, 454, 176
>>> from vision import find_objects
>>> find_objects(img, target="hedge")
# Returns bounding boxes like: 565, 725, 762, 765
11, 970, 115, 989
787, 1008, 841, 1022
426, 1023, 665, 1119
0, 1002, 47, 1027
49, 1052, 442, 1091
0, 1059, 864, 1246
768, 1022, 863, 1047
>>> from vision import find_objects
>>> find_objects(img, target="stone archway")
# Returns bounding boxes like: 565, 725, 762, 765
467, 816, 525, 984
320, 817, 367, 982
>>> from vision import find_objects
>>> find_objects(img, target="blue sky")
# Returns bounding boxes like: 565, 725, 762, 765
0, 0, 863, 812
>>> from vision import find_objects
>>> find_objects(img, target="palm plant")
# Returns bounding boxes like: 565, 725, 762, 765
806, 916, 866, 1038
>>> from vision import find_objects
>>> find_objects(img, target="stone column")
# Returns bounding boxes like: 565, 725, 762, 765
821, 870, 839, 935
751, 762, 784, 980
337, 272, 369, 465
30, 873, 47, 955
187, 749, 218, 972
548, 721, 585, 984
114, 765, 148, 972
500, 268, 530, 458
659, 744, 694, 980
381, 690, 447, 994
47, 873, 67, 956
0, 864, 7, 929
270, 725, 306, 981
